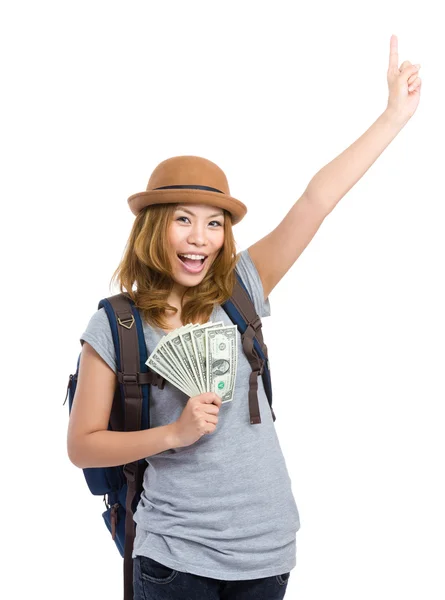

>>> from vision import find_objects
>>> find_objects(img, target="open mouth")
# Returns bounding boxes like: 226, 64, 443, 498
177, 254, 208, 273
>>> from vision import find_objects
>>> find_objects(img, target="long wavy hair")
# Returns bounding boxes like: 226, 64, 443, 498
110, 203, 240, 330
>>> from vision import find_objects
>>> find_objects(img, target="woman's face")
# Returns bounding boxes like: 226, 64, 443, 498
167, 203, 225, 295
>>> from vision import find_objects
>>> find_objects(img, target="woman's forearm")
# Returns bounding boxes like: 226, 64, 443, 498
305, 108, 408, 213
68, 424, 178, 469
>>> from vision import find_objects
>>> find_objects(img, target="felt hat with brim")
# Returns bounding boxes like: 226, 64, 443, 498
127, 155, 247, 225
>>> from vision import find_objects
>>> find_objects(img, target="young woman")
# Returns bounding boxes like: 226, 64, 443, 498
67, 36, 421, 600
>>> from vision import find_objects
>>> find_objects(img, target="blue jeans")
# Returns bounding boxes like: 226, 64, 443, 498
133, 555, 291, 599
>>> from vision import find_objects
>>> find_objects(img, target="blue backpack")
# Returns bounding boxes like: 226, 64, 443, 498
65, 271, 275, 599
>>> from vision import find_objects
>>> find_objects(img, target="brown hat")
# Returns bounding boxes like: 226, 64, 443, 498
127, 155, 247, 225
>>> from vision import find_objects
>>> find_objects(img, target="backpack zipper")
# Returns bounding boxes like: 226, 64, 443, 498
63, 374, 77, 405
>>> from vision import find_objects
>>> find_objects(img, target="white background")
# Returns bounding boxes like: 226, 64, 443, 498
2, 1, 444, 599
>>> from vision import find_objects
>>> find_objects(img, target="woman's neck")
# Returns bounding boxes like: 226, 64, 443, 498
168, 282, 189, 309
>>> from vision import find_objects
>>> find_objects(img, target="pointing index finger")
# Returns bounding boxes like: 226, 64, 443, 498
389, 34, 399, 72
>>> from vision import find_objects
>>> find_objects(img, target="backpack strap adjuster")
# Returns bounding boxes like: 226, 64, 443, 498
118, 314, 135, 329
256, 358, 265, 376
249, 316, 262, 331
117, 370, 166, 389
250, 357, 265, 378
241, 317, 262, 347
119, 373, 138, 385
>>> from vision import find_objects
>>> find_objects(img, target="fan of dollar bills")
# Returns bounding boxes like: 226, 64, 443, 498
146, 322, 238, 403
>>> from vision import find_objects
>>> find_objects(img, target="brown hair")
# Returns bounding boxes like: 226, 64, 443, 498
109, 203, 240, 330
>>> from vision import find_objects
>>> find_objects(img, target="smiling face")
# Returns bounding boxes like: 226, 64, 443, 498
167, 203, 225, 300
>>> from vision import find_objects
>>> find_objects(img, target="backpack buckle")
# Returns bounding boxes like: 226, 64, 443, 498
149, 371, 166, 390
117, 372, 139, 385
251, 358, 265, 377
118, 314, 135, 329
241, 317, 263, 346
249, 316, 262, 332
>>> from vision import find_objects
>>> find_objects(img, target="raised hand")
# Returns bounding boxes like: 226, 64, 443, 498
387, 34, 422, 122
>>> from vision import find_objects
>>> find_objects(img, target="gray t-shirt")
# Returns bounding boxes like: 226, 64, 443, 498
80, 248, 300, 581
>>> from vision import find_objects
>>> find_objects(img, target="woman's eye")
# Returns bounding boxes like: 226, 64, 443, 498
176, 216, 222, 227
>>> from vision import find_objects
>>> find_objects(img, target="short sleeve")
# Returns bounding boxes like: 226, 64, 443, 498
235, 248, 271, 318
80, 308, 117, 373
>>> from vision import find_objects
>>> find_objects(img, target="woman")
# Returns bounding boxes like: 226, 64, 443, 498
67, 36, 421, 600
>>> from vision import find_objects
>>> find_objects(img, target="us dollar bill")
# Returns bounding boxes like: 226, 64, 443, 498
168, 334, 202, 397
178, 327, 206, 393
205, 325, 237, 403
157, 345, 194, 392
190, 321, 224, 392
146, 351, 194, 396
146, 320, 238, 400
146, 324, 197, 396
160, 333, 199, 395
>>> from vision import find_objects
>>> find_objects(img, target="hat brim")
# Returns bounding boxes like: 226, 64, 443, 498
127, 188, 247, 225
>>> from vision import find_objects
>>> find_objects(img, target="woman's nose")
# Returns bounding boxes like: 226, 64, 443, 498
187, 224, 208, 246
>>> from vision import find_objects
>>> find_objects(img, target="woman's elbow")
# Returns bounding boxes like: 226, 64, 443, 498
67, 435, 87, 469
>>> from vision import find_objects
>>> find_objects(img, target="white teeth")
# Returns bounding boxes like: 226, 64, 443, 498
179, 254, 206, 260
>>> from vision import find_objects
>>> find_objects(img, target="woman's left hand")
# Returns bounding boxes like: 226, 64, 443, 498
386, 34, 422, 123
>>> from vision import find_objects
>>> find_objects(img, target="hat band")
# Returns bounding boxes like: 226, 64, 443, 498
153, 184, 224, 194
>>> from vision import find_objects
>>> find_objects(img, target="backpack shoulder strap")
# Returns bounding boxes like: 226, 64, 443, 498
99, 293, 166, 411
97, 292, 165, 600
222, 272, 276, 425
231, 274, 269, 358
